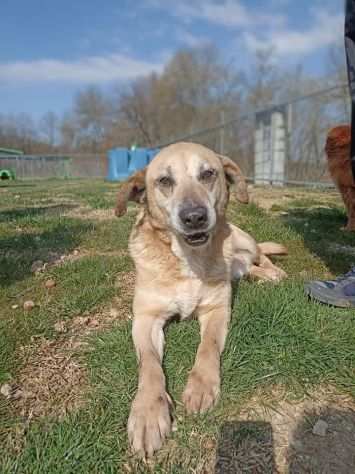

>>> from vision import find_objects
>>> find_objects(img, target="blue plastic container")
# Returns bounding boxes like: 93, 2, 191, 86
106, 148, 160, 181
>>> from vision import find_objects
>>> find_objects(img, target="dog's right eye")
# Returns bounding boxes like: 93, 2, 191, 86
158, 176, 173, 187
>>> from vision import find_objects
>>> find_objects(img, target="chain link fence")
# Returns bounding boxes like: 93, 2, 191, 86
0, 85, 350, 184
0, 153, 106, 180
154, 84, 351, 187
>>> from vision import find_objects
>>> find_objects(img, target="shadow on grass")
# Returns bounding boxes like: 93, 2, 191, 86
0, 219, 93, 287
287, 408, 355, 473
215, 421, 275, 473
0, 183, 36, 188
215, 408, 355, 473
282, 206, 355, 274
0, 204, 78, 223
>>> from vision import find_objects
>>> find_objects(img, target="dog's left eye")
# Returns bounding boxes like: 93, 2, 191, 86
200, 169, 216, 181
158, 176, 173, 187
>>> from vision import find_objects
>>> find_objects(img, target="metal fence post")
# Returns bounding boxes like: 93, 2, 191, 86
219, 110, 225, 155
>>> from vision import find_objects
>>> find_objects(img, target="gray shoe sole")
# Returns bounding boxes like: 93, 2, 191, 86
304, 283, 355, 308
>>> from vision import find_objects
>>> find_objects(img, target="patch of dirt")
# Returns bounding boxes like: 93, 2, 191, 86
14, 336, 87, 420
249, 186, 297, 211
235, 386, 355, 473
113, 270, 135, 320
3, 271, 134, 434
28, 249, 83, 275
64, 203, 138, 221
249, 185, 341, 211
64, 205, 115, 221
29, 248, 128, 275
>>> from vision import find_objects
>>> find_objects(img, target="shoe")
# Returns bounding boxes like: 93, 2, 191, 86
305, 267, 355, 308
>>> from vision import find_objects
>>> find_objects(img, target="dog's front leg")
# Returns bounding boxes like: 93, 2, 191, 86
128, 311, 171, 458
183, 286, 231, 414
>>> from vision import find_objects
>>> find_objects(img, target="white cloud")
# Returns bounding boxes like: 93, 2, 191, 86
148, 0, 342, 59
244, 10, 343, 56
0, 54, 164, 83
148, 0, 286, 28
196, 0, 286, 28
175, 28, 210, 47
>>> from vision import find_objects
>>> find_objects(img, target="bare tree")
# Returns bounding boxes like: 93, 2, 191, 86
60, 112, 78, 151
115, 45, 243, 148
73, 86, 111, 152
246, 48, 279, 109
0, 113, 38, 153
39, 111, 59, 148
327, 42, 351, 120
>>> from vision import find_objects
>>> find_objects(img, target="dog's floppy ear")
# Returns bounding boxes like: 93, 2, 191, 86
218, 154, 249, 204
115, 168, 146, 217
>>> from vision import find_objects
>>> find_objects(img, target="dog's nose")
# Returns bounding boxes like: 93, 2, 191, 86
179, 206, 208, 229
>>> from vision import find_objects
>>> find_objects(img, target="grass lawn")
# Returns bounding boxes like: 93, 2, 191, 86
1, 179, 355, 473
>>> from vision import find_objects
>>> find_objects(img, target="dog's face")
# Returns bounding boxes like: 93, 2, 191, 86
147, 143, 230, 246
115, 142, 248, 247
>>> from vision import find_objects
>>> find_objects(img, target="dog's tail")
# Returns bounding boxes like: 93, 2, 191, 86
258, 242, 288, 255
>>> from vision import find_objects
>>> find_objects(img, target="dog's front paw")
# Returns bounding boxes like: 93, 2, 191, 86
183, 369, 220, 414
127, 390, 172, 458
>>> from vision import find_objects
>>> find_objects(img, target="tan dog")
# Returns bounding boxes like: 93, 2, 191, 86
115, 143, 287, 457
325, 125, 355, 231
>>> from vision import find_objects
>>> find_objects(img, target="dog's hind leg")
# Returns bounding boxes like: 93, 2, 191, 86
127, 310, 172, 458
183, 285, 231, 414
257, 242, 288, 256
250, 254, 287, 282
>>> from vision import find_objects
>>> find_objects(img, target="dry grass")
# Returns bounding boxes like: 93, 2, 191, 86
249, 185, 342, 211
64, 205, 117, 221
3, 270, 135, 426
15, 336, 88, 420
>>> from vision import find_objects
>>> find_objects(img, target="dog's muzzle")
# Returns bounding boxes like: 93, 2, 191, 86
178, 204, 210, 246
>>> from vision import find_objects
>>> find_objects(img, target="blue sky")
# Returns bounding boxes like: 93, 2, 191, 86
0, 0, 344, 119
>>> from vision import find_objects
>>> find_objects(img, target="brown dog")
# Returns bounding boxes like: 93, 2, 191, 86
325, 125, 355, 231
115, 143, 287, 457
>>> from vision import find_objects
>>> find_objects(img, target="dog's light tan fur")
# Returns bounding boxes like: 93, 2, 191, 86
116, 143, 286, 457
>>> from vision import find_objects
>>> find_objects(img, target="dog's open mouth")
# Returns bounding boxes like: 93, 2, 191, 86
183, 232, 210, 246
